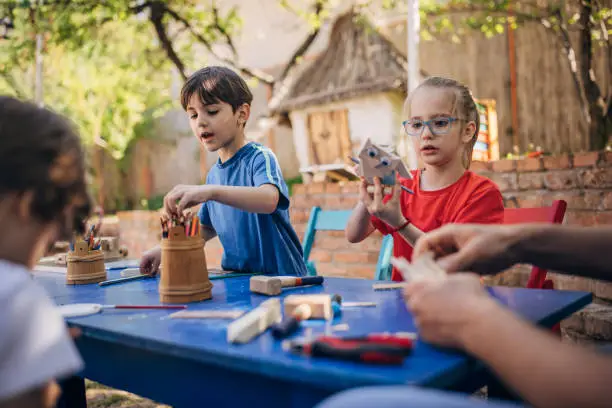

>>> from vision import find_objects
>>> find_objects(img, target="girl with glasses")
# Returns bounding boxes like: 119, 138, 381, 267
345, 76, 504, 281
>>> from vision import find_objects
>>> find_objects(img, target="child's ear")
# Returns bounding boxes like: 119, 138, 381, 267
17, 191, 35, 221
462, 122, 477, 143
237, 103, 251, 125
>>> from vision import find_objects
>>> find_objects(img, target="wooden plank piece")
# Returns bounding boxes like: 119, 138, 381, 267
227, 298, 281, 344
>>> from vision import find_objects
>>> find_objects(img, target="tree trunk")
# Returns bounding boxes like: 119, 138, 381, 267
578, 0, 610, 150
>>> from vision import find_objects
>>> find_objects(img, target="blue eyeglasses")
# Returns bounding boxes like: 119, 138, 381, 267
402, 116, 462, 136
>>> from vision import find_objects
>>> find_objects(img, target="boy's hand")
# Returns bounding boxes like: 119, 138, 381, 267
164, 184, 217, 217
360, 176, 407, 229
140, 246, 161, 276
403, 273, 499, 348
413, 224, 524, 274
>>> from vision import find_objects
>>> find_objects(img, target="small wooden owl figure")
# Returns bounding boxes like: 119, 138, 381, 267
357, 138, 412, 185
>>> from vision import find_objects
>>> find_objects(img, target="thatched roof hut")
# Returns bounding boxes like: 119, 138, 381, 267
269, 11, 423, 114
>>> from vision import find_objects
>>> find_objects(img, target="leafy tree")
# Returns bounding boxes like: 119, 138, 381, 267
419, 0, 611, 150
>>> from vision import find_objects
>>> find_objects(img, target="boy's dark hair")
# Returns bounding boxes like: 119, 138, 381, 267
180, 66, 253, 113
0, 96, 91, 235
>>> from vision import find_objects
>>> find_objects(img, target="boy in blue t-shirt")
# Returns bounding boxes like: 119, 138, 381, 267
140, 66, 307, 276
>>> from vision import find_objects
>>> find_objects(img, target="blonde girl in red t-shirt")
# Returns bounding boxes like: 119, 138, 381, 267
345, 76, 504, 281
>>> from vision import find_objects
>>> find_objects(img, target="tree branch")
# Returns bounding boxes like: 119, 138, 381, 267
554, 9, 591, 124
148, 1, 187, 80
276, 0, 325, 83
163, 4, 274, 85
211, 4, 238, 60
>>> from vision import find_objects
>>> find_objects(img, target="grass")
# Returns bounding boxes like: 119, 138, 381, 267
85, 381, 170, 408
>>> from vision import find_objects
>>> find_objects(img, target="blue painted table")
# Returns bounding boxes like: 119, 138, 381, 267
35, 272, 591, 408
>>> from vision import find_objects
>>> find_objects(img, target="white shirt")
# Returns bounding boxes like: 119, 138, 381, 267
0, 260, 83, 401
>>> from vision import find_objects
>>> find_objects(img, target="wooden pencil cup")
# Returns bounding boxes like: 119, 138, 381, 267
66, 241, 107, 285
159, 225, 212, 303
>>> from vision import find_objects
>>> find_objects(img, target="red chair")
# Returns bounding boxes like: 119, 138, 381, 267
503, 199, 567, 289
503, 199, 567, 333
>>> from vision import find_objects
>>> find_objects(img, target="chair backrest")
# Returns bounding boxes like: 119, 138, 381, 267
302, 207, 352, 261
302, 206, 393, 280
502, 199, 567, 288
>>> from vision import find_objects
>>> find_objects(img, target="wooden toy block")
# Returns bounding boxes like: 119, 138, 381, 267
357, 138, 412, 185
99, 237, 128, 261
283, 294, 333, 320
66, 240, 106, 285
159, 225, 212, 304
227, 298, 282, 344
249, 276, 324, 296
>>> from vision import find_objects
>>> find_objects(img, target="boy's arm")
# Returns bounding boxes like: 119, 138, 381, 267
166, 184, 280, 216
209, 184, 280, 214
461, 300, 612, 408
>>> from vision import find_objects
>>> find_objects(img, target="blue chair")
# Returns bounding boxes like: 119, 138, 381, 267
302, 206, 393, 280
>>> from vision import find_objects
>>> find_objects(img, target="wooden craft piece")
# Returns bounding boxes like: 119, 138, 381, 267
390, 252, 447, 283
159, 225, 212, 303
100, 237, 128, 261
249, 276, 324, 296
341, 301, 377, 307
66, 240, 106, 285
227, 298, 282, 344
170, 310, 245, 320
357, 138, 412, 185
372, 282, 407, 291
283, 294, 333, 320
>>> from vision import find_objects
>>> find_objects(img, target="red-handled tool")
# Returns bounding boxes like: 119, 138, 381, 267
284, 334, 414, 365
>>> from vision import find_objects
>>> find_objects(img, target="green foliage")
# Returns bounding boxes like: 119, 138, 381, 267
419, 0, 610, 49
0, 14, 175, 160
285, 175, 304, 196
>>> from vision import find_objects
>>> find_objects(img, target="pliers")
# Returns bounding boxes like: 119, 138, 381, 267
284, 333, 415, 365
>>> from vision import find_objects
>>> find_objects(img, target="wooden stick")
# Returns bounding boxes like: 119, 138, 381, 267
372, 282, 407, 291
227, 298, 281, 344
341, 301, 377, 307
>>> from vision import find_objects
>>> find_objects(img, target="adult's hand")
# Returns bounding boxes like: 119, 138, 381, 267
413, 224, 524, 275
403, 273, 500, 348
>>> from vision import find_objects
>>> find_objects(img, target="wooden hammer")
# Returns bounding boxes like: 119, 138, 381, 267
249, 276, 324, 296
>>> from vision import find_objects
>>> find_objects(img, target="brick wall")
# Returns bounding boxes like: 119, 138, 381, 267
290, 151, 612, 299
107, 152, 612, 342
472, 151, 612, 226
109, 150, 612, 293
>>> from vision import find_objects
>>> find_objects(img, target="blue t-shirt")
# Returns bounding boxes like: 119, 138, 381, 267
198, 142, 307, 276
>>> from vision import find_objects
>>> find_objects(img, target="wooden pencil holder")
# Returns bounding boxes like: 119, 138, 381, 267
66, 241, 107, 285
159, 225, 212, 303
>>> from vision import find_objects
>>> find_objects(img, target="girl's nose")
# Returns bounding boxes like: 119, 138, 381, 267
421, 126, 434, 140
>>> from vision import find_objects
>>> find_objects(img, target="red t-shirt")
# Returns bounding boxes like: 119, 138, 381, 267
371, 170, 504, 281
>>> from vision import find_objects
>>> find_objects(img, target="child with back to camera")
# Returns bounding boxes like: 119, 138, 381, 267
0, 96, 91, 408
345, 77, 504, 281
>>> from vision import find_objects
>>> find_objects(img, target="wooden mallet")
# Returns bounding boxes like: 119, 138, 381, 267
249, 276, 324, 296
